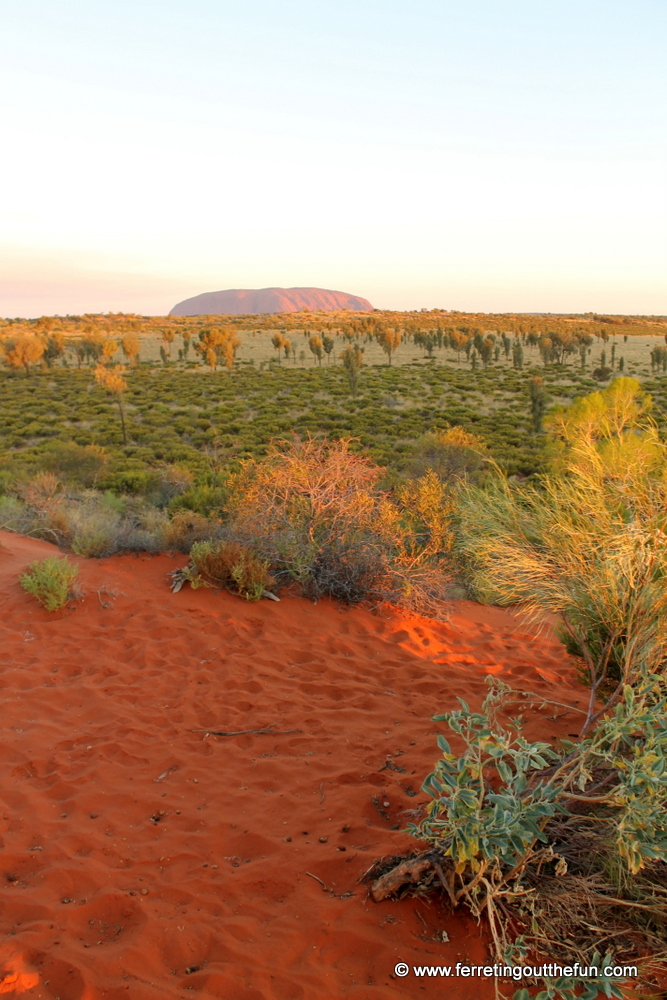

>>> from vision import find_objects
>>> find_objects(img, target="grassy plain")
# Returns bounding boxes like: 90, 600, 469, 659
1, 311, 666, 498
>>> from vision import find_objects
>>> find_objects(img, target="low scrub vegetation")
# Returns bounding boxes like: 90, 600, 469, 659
0, 312, 665, 509
178, 540, 274, 602
222, 435, 454, 612
19, 555, 79, 611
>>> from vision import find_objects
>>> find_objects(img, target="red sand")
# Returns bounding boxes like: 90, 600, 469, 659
0, 532, 587, 1000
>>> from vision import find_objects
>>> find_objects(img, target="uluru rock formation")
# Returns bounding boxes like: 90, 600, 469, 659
170, 286, 373, 316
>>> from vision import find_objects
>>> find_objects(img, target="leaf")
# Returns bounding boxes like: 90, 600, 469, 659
497, 759, 512, 783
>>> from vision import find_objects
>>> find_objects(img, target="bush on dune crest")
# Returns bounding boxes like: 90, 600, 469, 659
222, 435, 455, 613
456, 378, 667, 735
182, 539, 274, 602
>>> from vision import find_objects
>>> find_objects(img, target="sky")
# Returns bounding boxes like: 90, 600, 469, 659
1, 0, 665, 317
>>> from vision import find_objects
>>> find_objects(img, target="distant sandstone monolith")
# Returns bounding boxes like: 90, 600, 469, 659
170, 287, 373, 316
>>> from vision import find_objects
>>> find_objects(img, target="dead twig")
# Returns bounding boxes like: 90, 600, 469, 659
511, 689, 588, 716
433, 861, 457, 908
306, 872, 328, 890
97, 585, 121, 609
370, 857, 433, 902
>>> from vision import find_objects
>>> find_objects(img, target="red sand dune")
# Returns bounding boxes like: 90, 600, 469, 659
0, 532, 587, 1000
169, 288, 374, 317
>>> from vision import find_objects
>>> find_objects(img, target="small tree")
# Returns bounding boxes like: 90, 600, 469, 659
529, 376, 547, 433
162, 328, 176, 357
181, 330, 192, 360
81, 331, 105, 365
322, 334, 335, 363
100, 339, 118, 364
308, 334, 323, 366
450, 330, 468, 362
375, 328, 401, 365
479, 337, 494, 368
341, 345, 363, 397
94, 365, 128, 445
195, 328, 241, 371
121, 332, 140, 365
538, 336, 554, 366
271, 333, 285, 362
2, 334, 44, 372
43, 333, 65, 368
70, 340, 87, 368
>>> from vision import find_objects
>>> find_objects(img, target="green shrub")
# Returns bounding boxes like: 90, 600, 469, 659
167, 484, 227, 518
38, 441, 108, 487
369, 679, 667, 1000
398, 426, 488, 484
102, 469, 157, 494
0, 495, 26, 530
69, 506, 122, 557
188, 539, 274, 601
19, 556, 79, 610
162, 510, 218, 551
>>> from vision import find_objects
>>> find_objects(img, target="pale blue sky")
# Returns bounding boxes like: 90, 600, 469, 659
1, 0, 665, 316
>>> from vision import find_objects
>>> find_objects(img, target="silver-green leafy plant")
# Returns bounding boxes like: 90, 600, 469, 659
406, 679, 667, 1000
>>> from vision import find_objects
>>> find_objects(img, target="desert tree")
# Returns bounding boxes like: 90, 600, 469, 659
450, 330, 468, 362
271, 333, 285, 362
42, 332, 66, 368
321, 334, 335, 363
376, 327, 401, 365
1, 334, 45, 372
100, 338, 118, 365
341, 344, 363, 397
94, 364, 128, 445
529, 375, 548, 433
479, 337, 494, 368
162, 328, 176, 357
538, 336, 554, 366
195, 327, 241, 371
120, 332, 140, 365
501, 332, 512, 359
308, 334, 323, 366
